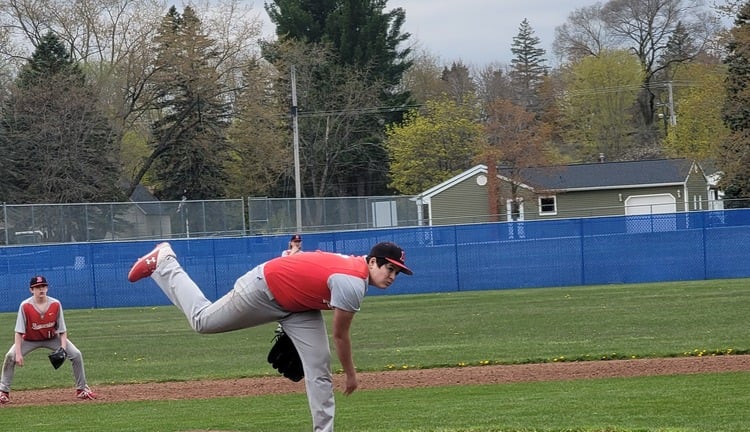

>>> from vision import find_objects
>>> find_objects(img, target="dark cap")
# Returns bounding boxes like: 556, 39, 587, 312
368, 242, 413, 275
290, 234, 302, 242
29, 275, 48, 288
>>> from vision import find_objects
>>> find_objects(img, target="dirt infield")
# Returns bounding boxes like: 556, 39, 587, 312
3, 354, 750, 406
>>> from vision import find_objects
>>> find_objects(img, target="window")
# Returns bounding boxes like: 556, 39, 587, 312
538, 196, 557, 215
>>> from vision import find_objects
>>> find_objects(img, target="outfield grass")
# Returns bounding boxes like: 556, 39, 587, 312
0, 278, 748, 431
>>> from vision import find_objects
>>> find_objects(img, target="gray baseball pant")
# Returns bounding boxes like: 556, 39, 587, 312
152, 258, 335, 432
0, 336, 89, 392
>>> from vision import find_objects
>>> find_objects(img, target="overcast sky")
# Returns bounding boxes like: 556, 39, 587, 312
387, 0, 597, 66
257, 0, 597, 67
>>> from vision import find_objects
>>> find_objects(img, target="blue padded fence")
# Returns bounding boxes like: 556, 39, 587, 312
0, 209, 749, 313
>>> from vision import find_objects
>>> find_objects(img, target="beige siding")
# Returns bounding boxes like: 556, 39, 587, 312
685, 163, 710, 211
496, 182, 538, 221
555, 186, 683, 218
430, 174, 490, 225
555, 189, 623, 217
499, 183, 699, 220
465, 162, 713, 222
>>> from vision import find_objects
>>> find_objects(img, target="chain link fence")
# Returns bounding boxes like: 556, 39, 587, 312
1, 196, 746, 245
0, 196, 419, 245
0, 199, 246, 245
247, 196, 419, 234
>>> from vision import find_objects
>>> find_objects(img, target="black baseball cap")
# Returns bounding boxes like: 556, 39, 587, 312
368, 242, 413, 275
29, 275, 48, 288
290, 234, 302, 242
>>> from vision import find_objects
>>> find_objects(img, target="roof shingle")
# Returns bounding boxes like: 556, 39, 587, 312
499, 158, 696, 191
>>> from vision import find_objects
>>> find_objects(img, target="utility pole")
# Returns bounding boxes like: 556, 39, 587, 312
666, 81, 676, 126
291, 66, 302, 233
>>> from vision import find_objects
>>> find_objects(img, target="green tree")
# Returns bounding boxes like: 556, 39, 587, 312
0, 32, 121, 204
146, 6, 231, 200
720, 1, 750, 204
664, 63, 728, 161
266, 0, 410, 88
264, 40, 387, 197
265, 0, 412, 195
226, 58, 290, 197
559, 49, 645, 161
385, 97, 483, 194
659, 22, 699, 82
510, 18, 547, 111
0, 0, 264, 199
556, 0, 722, 152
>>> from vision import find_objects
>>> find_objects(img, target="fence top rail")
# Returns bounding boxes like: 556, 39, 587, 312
2, 198, 245, 208
247, 195, 415, 202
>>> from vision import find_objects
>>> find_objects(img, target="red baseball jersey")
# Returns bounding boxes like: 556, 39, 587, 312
18, 299, 62, 341
264, 251, 369, 312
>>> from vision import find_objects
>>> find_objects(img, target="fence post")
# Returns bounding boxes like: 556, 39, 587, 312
453, 224, 460, 292
579, 217, 586, 286
2, 202, 6, 245
702, 210, 708, 280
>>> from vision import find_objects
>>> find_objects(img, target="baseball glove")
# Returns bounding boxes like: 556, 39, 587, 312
48, 347, 67, 370
267, 329, 304, 382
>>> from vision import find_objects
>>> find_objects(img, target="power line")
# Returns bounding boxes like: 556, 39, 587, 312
297, 104, 422, 118
564, 80, 699, 97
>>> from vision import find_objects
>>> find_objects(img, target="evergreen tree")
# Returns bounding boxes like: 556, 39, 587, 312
148, 6, 231, 200
0, 32, 121, 204
264, 40, 386, 198
509, 19, 547, 111
720, 1, 750, 205
264, 0, 412, 195
658, 22, 698, 82
266, 0, 410, 90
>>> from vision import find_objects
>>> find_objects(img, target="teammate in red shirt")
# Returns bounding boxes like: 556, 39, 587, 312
0, 276, 97, 404
128, 241, 412, 432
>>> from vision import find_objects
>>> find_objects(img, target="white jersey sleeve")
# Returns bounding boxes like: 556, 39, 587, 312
14, 300, 28, 334
52, 297, 67, 334
328, 273, 367, 312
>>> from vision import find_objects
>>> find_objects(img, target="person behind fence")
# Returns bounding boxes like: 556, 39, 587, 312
127, 240, 413, 432
0, 276, 97, 404
282, 234, 304, 257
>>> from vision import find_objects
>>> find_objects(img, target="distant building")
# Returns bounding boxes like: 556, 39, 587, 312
122, 183, 172, 240
414, 159, 717, 226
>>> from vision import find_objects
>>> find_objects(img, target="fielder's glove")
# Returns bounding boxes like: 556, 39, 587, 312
267, 328, 304, 382
48, 347, 67, 370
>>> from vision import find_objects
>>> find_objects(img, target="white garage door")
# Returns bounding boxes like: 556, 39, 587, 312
624, 193, 677, 232
624, 194, 676, 215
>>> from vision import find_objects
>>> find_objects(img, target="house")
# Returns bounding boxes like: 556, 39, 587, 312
413, 158, 717, 226
118, 182, 173, 240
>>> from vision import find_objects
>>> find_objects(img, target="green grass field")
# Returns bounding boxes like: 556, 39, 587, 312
0, 278, 748, 431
